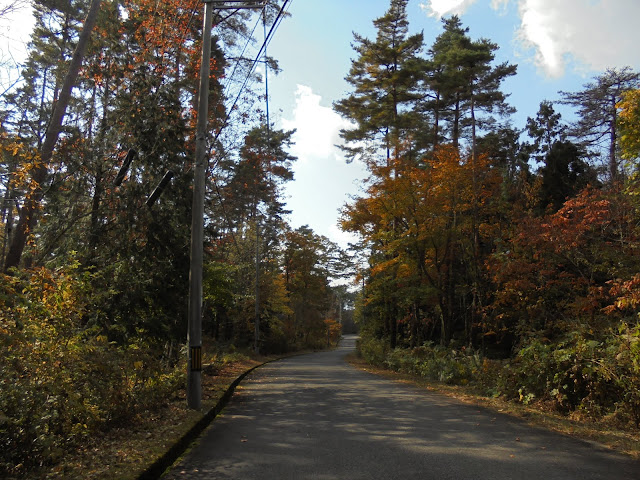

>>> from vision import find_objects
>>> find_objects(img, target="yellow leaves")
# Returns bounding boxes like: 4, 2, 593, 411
370, 256, 400, 277
618, 88, 640, 160
324, 319, 342, 345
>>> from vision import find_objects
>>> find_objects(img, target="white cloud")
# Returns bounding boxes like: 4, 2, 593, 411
420, 0, 478, 17
328, 223, 359, 250
490, 0, 510, 12
281, 84, 353, 163
281, 85, 366, 250
421, 0, 640, 78
515, 0, 640, 77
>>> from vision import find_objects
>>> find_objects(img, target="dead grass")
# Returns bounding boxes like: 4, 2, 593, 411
346, 353, 640, 460
23, 356, 266, 480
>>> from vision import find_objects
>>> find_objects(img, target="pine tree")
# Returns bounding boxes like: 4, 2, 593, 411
560, 67, 640, 183
426, 16, 516, 150
4, 0, 101, 270
334, 0, 424, 166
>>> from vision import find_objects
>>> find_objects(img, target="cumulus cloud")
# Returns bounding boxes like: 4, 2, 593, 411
281, 84, 353, 162
515, 0, 640, 77
421, 0, 640, 78
280, 85, 365, 251
420, 0, 478, 17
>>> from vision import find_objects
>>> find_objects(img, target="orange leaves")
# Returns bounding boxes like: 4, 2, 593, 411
488, 183, 640, 340
538, 187, 613, 252
122, 0, 201, 79
324, 319, 342, 345
605, 274, 640, 315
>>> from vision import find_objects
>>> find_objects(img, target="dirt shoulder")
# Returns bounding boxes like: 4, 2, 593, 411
25, 356, 265, 480
346, 353, 640, 460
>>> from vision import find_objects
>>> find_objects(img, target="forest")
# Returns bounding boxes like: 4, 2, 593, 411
0, 0, 350, 474
337, 0, 640, 437
2, 0, 640, 475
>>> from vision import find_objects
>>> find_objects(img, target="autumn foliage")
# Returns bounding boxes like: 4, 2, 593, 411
339, 1, 640, 431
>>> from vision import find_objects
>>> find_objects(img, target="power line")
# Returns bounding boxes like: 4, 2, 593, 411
213, 0, 290, 145
220, 6, 266, 101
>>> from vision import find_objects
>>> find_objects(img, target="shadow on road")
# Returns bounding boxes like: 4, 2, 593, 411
163, 335, 639, 480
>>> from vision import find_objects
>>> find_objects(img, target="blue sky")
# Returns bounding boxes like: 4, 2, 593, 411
267, 0, 640, 248
3, 0, 640, 249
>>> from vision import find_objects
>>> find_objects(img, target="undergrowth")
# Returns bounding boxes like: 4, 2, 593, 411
357, 329, 640, 429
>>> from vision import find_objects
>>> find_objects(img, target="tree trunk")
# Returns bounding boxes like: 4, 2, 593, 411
433, 91, 441, 149
610, 96, 618, 183
4, 0, 101, 271
452, 94, 460, 148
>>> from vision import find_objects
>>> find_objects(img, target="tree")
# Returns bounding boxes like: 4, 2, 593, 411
537, 140, 598, 213
618, 88, 640, 161
477, 127, 530, 209
425, 16, 516, 150
487, 186, 640, 347
283, 226, 335, 346
560, 67, 640, 183
333, 0, 424, 165
4, 0, 102, 270
224, 125, 296, 230
525, 100, 566, 165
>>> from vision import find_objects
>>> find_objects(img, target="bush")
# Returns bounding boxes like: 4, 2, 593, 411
497, 330, 639, 422
356, 336, 388, 365
609, 323, 640, 426
356, 327, 640, 427
0, 268, 182, 476
358, 338, 482, 386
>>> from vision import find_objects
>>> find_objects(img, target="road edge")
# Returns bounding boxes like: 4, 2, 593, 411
137, 349, 318, 480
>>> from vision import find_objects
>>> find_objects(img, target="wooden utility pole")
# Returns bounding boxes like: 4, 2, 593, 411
187, 0, 213, 411
187, 0, 267, 410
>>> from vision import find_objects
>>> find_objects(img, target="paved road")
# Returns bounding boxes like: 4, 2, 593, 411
163, 335, 639, 479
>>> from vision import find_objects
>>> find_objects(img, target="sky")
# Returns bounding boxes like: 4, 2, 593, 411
3, 0, 640, 250
266, 0, 640, 249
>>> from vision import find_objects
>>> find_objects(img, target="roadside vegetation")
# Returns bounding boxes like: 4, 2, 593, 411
0, 266, 343, 478
352, 339, 640, 458
337, 0, 640, 451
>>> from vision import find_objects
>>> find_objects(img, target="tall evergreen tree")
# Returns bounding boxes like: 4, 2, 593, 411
426, 16, 516, 151
333, 0, 424, 166
560, 67, 640, 183
4, 0, 101, 270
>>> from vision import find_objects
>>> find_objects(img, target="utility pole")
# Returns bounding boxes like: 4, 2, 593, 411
187, 0, 267, 410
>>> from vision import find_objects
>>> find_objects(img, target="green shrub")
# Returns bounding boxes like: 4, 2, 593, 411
356, 336, 388, 365
0, 269, 182, 476
356, 325, 640, 428
609, 323, 640, 426
497, 330, 637, 420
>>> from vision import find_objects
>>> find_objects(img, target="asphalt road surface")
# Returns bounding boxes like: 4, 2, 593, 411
163, 335, 639, 479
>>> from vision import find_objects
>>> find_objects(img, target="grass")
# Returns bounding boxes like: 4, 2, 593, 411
346, 353, 640, 460
20, 353, 267, 480
20, 343, 327, 480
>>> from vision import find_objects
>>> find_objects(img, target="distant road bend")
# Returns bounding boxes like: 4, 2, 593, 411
164, 335, 639, 479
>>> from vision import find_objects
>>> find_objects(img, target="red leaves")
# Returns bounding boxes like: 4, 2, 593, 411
605, 274, 640, 315
488, 184, 640, 338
